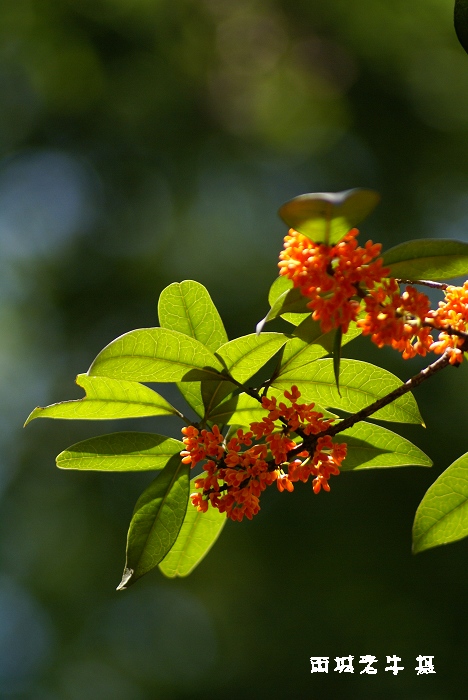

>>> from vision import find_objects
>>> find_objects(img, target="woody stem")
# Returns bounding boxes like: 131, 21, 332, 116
395, 278, 449, 290
326, 350, 452, 438
287, 350, 453, 458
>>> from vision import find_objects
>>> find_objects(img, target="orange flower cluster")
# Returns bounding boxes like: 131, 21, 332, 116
278, 227, 468, 364
429, 282, 468, 364
358, 279, 433, 359
181, 387, 347, 522
278, 228, 388, 333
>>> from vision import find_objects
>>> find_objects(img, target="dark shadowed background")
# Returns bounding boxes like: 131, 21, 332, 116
1, 0, 467, 697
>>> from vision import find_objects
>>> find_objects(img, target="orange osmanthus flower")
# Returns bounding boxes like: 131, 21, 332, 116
429, 281, 468, 364
358, 280, 433, 359
278, 228, 389, 333
181, 387, 347, 521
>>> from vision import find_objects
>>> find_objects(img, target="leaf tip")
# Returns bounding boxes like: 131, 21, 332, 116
24, 408, 40, 427
256, 317, 266, 335
116, 567, 134, 591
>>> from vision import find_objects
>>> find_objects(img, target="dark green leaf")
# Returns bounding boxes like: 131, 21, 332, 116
25, 374, 180, 425
56, 432, 184, 472
278, 189, 380, 245
88, 328, 226, 383
413, 452, 468, 553
117, 456, 190, 588
382, 239, 468, 281
159, 477, 226, 578
340, 422, 432, 470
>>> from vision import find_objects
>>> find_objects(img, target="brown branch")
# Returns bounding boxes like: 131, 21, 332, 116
288, 350, 453, 458
395, 278, 448, 290
325, 351, 452, 438
423, 321, 468, 341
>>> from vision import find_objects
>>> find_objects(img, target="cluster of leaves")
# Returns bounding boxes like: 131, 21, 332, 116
25, 189, 468, 587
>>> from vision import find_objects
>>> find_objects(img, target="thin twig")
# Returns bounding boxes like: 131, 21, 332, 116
396, 278, 449, 290
327, 351, 452, 437
423, 321, 468, 341
288, 350, 453, 457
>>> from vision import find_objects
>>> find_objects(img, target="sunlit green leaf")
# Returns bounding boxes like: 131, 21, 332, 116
159, 477, 226, 578
256, 287, 310, 333
158, 280, 228, 352
278, 189, 380, 245
413, 452, 468, 553
56, 432, 184, 471
216, 333, 288, 384
208, 389, 333, 426
277, 317, 361, 377
25, 374, 180, 425
382, 239, 468, 281
117, 456, 190, 588
267, 276, 310, 326
340, 422, 432, 470
272, 358, 423, 424
268, 275, 293, 307
333, 327, 343, 396
176, 379, 236, 420
207, 392, 266, 425
158, 280, 230, 417
88, 328, 226, 383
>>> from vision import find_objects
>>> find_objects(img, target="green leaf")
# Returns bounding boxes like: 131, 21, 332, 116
216, 333, 288, 384
56, 432, 184, 472
272, 359, 423, 424
207, 392, 267, 425
339, 422, 432, 470
278, 189, 380, 245
158, 280, 228, 353
208, 390, 334, 427
256, 287, 310, 333
158, 280, 230, 418
382, 239, 468, 281
266, 276, 310, 326
88, 328, 226, 383
277, 317, 361, 377
200, 380, 237, 417
268, 275, 293, 307
332, 327, 343, 397
158, 477, 226, 578
117, 456, 190, 588
413, 452, 468, 553
25, 374, 180, 425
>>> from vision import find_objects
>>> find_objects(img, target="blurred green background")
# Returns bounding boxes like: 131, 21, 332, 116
2, 0, 468, 697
